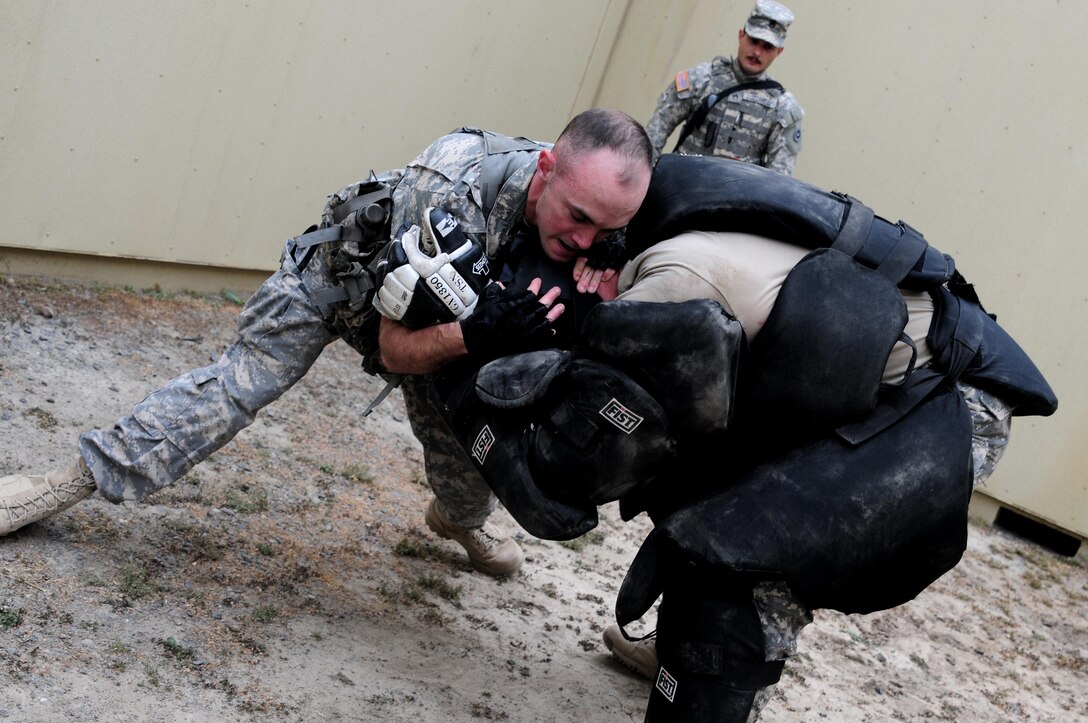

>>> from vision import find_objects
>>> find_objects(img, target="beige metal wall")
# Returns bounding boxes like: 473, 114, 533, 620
0, 0, 630, 275
598, 0, 1087, 542
1, 1, 1084, 540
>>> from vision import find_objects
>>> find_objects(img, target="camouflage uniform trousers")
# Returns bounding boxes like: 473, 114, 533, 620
744, 381, 1012, 721
78, 240, 341, 502
958, 381, 1013, 488
77, 237, 502, 526
399, 375, 497, 528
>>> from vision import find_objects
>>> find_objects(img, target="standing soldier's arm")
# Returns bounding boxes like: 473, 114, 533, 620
646, 70, 702, 161
764, 92, 804, 176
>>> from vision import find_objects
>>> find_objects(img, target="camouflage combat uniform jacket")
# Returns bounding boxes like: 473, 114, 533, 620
79, 128, 544, 522
318, 129, 545, 369
326, 128, 548, 528
646, 56, 803, 175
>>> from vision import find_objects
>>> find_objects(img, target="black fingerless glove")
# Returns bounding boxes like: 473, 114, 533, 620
582, 228, 629, 271
460, 283, 554, 362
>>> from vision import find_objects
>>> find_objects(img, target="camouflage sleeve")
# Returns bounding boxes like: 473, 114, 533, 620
391, 133, 489, 240
765, 92, 804, 176
646, 69, 704, 161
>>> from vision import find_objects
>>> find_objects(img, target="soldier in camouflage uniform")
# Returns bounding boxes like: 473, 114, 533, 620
0, 109, 654, 580
377, 111, 652, 574
646, 0, 803, 175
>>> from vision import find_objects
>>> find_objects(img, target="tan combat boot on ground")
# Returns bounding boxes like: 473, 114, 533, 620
424, 498, 524, 576
603, 624, 659, 679
0, 457, 97, 536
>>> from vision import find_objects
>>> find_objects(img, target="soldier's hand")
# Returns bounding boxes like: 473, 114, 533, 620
575, 229, 627, 294
460, 278, 563, 362
573, 258, 617, 295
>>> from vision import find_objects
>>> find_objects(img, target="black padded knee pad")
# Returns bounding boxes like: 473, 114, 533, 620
644, 585, 783, 723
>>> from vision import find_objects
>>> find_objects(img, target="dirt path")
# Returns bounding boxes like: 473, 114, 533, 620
1, 275, 1085, 722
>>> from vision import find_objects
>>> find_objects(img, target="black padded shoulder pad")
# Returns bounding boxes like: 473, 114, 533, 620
475, 350, 569, 409
741, 248, 907, 436
575, 298, 743, 437
627, 154, 956, 289
446, 353, 675, 541
626, 155, 845, 257
931, 288, 1058, 417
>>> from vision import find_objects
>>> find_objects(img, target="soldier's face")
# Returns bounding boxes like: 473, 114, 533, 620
737, 30, 783, 75
527, 148, 649, 264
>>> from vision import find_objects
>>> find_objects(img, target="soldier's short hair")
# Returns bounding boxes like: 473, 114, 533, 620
554, 109, 653, 177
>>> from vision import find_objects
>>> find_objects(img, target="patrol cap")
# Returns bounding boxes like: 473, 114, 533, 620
744, 0, 794, 48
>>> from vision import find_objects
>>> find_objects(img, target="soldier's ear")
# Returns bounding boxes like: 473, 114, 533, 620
537, 149, 556, 180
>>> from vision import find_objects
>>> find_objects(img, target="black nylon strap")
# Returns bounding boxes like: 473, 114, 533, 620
830, 195, 874, 257
294, 226, 346, 249
673, 79, 784, 152
289, 225, 363, 272
898, 332, 919, 381
331, 186, 393, 225
309, 286, 350, 308
874, 222, 928, 284
831, 201, 930, 286
836, 367, 944, 445
837, 292, 984, 445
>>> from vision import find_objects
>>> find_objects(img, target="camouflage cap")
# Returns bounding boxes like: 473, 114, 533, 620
744, 0, 794, 48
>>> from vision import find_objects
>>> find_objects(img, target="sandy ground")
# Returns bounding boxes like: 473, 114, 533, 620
0, 274, 1085, 723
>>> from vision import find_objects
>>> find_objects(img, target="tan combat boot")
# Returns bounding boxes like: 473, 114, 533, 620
603, 624, 659, 679
424, 498, 524, 576
0, 457, 97, 536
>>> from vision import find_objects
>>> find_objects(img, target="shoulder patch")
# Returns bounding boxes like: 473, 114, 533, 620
675, 71, 691, 93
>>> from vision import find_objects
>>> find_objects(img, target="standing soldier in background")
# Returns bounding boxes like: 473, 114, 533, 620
646, 0, 803, 175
